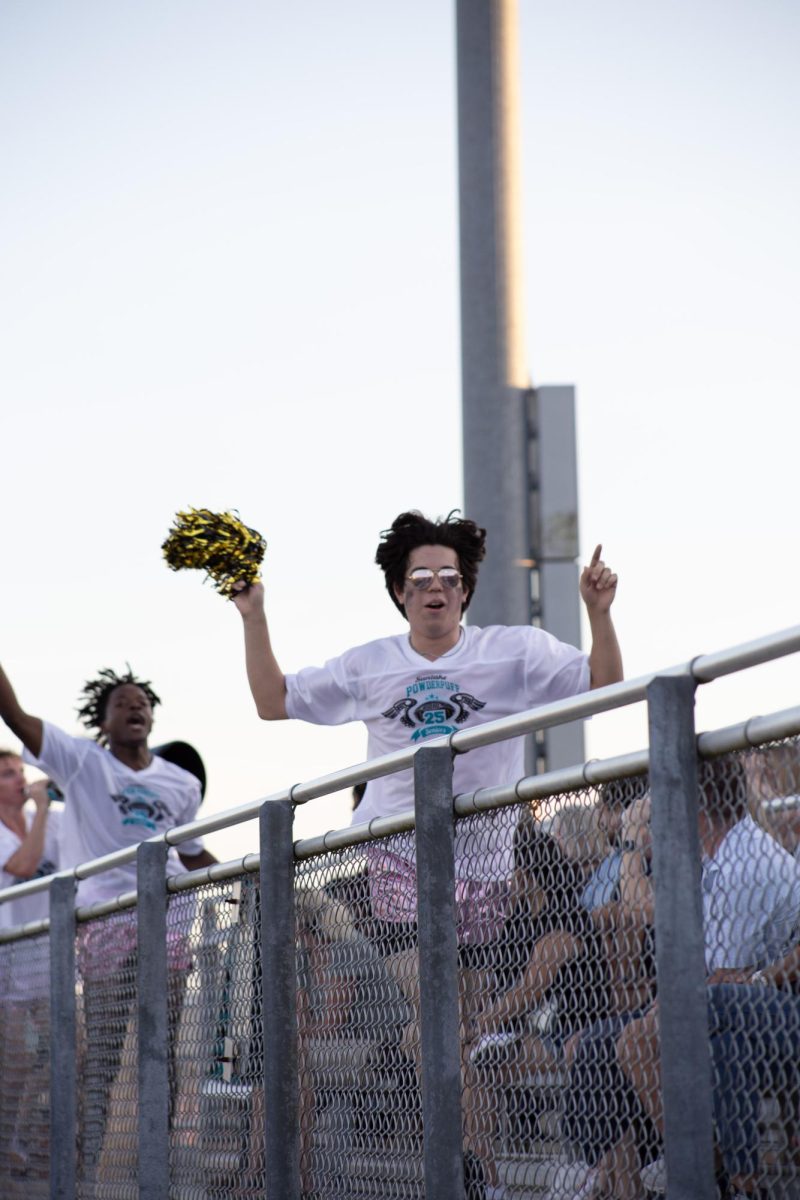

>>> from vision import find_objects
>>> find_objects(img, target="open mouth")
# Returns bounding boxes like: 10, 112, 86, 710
127, 714, 146, 728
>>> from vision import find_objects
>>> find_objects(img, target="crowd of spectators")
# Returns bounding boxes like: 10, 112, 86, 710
3, 509, 800, 1200
296, 750, 800, 1200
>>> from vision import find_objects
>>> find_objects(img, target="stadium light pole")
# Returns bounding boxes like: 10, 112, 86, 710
457, 0, 530, 631
456, 0, 585, 769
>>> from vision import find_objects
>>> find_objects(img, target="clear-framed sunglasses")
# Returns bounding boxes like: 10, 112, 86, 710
406, 566, 463, 590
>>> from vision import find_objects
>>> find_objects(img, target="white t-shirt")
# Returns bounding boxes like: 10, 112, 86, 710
24, 723, 204, 907
286, 623, 589, 878
0, 807, 61, 930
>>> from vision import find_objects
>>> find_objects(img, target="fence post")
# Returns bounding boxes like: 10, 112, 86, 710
647, 675, 716, 1200
414, 744, 465, 1200
50, 873, 77, 1200
260, 798, 300, 1199
137, 839, 170, 1200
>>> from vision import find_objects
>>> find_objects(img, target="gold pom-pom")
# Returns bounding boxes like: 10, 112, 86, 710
162, 509, 266, 598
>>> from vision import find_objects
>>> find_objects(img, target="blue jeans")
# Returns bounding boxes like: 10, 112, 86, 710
562, 1011, 655, 1166
708, 983, 800, 1178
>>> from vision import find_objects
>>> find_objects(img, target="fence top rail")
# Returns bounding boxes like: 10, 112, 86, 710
143, 622, 800, 845
2, 697, 800, 928
1, 626, 798, 912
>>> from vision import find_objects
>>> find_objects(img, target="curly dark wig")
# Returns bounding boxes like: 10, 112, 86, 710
76, 666, 161, 741
375, 510, 487, 616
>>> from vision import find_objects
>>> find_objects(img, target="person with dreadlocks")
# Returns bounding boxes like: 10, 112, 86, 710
0, 663, 214, 902
0, 661, 216, 1181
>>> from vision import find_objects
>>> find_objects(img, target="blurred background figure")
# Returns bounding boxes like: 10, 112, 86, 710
747, 742, 800, 859
0, 748, 61, 1178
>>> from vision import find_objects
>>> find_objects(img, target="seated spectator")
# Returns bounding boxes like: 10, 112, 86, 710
559, 791, 660, 1200
462, 820, 613, 1197
548, 801, 608, 883
580, 755, 800, 1199
295, 888, 412, 1195
297, 888, 410, 1042
746, 740, 800, 860
468, 819, 611, 1067
581, 776, 649, 913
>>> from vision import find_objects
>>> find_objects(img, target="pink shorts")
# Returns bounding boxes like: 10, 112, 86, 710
77, 911, 193, 980
365, 845, 510, 947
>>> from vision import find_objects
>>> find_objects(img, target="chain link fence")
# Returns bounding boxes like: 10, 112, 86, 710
295, 838, 422, 1200
2, 710, 800, 1197
0, 930, 51, 1197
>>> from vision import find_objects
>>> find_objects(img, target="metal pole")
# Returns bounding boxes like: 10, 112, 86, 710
535, 385, 586, 769
647, 676, 716, 1200
137, 840, 170, 1200
457, 0, 531, 629
49, 874, 77, 1200
260, 799, 300, 1198
414, 744, 465, 1200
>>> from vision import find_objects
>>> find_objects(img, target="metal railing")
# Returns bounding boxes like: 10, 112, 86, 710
1, 623, 800, 1199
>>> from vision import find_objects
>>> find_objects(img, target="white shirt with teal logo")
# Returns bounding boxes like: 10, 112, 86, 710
286, 623, 589, 879
24, 723, 204, 906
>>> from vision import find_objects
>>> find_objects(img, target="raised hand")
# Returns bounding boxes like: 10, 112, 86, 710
579, 544, 617, 613
27, 778, 52, 811
231, 579, 266, 619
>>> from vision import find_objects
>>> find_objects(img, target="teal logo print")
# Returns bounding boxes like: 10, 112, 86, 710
383, 687, 486, 742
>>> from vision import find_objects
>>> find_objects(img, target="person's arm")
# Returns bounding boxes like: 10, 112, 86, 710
706, 966, 754, 985
2, 780, 49, 877
580, 544, 623, 689
618, 794, 654, 922
750, 942, 800, 989
705, 942, 800, 988
178, 848, 217, 871
475, 928, 583, 1034
599, 795, 656, 1010
0, 663, 43, 756
231, 582, 288, 720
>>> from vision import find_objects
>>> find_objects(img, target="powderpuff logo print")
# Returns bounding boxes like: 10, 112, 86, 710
382, 672, 486, 742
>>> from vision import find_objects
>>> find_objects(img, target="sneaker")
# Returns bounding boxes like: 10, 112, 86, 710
469, 1028, 521, 1067
640, 1155, 667, 1193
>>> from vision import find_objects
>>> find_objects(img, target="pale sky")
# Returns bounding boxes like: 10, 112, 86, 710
2, 0, 798, 863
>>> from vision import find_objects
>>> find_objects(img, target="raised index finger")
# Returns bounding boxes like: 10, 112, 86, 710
589, 544, 602, 568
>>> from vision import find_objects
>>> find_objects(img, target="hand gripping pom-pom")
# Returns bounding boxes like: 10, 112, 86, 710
162, 509, 266, 598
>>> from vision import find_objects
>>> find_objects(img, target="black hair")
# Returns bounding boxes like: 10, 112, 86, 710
698, 755, 748, 823
76, 666, 161, 741
510, 825, 589, 939
375, 510, 487, 616
599, 774, 649, 812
